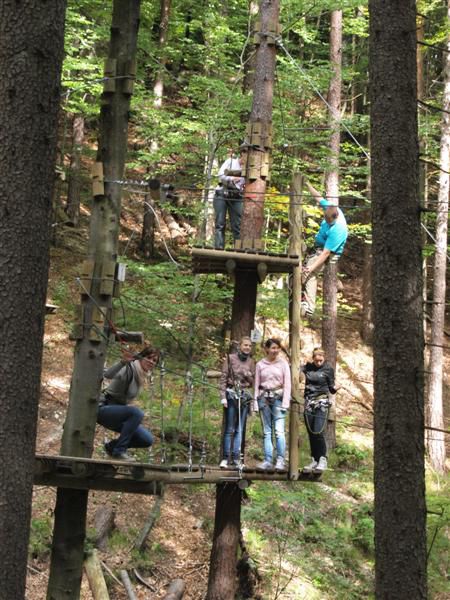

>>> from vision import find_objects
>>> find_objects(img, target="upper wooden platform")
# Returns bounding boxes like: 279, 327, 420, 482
191, 246, 300, 276
34, 454, 320, 495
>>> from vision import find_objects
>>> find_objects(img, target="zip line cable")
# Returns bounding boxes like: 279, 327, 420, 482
421, 222, 450, 262
275, 36, 371, 163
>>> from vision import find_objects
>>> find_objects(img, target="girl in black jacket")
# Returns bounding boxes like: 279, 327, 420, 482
301, 347, 340, 474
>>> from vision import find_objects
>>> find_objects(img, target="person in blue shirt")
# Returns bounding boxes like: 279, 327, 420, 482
301, 179, 348, 316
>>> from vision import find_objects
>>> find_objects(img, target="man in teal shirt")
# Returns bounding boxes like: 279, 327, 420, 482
302, 180, 348, 316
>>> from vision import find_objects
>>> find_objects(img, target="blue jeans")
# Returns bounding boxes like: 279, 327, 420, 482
223, 392, 249, 460
213, 188, 242, 249
97, 404, 153, 455
258, 395, 286, 462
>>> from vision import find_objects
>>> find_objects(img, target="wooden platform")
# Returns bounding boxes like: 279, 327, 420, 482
34, 454, 320, 495
191, 246, 300, 276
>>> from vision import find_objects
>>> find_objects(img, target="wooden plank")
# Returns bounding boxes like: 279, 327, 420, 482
191, 247, 299, 266
34, 455, 319, 488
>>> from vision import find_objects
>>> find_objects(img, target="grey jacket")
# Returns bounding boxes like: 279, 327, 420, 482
103, 360, 142, 405
219, 353, 255, 399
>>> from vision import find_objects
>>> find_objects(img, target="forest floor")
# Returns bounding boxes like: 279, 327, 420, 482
26, 217, 450, 600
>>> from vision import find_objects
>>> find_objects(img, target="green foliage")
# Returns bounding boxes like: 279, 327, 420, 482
426, 477, 450, 597
351, 503, 374, 554
51, 280, 76, 314
334, 442, 369, 469
243, 482, 375, 599
29, 517, 53, 560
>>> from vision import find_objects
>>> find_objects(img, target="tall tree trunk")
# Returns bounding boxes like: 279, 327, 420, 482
426, 2, 449, 473
417, 15, 429, 341
240, 0, 279, 241
201, 129, 218, 243
241, 1, 259, 102
140, 189, 155, 258
288, 172, 303, 479
144, 0, 171, 250
150, 0, 171, 154
0, 3, 66, 599
369, 1, 427, 597
322, 9, 342, 450
207, 3, 279, 598
66, 114, 85, 227
47, 3, 141, 599
360, 240, 374, 345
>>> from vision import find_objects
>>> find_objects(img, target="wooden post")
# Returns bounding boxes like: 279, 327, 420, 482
288, 172, 303, 480
206, 2, 280, 599
47, 3, 141, 599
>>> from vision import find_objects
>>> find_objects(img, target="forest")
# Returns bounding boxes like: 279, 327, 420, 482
0, 0, 449, 599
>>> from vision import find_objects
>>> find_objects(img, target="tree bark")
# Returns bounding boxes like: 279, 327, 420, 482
360, 240, 374, 345
66, 114, 85, 227
207, 4, 279, 598
206, 484, 242, 600
47, 3, 141, 599
150, 0, 172, 155
426, 1, 449, 473
369, 1, 427, 597
240, 0, 280, 242
288, 172, 303, 479
84, 550, 110, 600
153, 0, 171, 109
163, 579, 186, 600
322, 9, 342, 451
93, 506, 116, 552
0, 3, 65, 599
322, 259, 338, 451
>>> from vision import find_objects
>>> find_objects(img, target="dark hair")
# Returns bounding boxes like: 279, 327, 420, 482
264, 337, 282, 349
138, 346, 160, 362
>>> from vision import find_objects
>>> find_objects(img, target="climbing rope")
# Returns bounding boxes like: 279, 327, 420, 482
159, 353, 167, 464
199, 368, 208, 469
146, 371, 155, 463
186, 370, 194, 471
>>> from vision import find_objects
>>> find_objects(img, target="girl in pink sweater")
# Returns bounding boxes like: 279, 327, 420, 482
254, 338, 291, 471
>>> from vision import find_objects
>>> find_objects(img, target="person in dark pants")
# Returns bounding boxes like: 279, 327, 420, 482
214, 149, 245, 249
97, 347, 160, 461
301, 347, 340, 474
219, 336, 255, 468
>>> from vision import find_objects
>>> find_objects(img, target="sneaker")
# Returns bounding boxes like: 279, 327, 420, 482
112, 451, 136, 462
219, 459, 229, 469
104, 441, 115, 458
314, 456, 327, 473
231, 459, 245, 469
300, 301, 313, 317
257, 460, 273, 471
275, 457, 286, 472
302, 457, 318, 473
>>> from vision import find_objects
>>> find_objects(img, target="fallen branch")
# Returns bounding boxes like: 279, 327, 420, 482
133, 489, 165, 551
119, 570, 137, 600
84, 550, 110, 600
163, 579, 186, 600
27, 564, 42, 575
100, 561, 123, 588
160, 208, 185, 241
342, 386, 374, 414
133, 568, 157, 592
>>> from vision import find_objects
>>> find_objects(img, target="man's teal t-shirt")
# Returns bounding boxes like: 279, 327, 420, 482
315, 200, 348, 255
